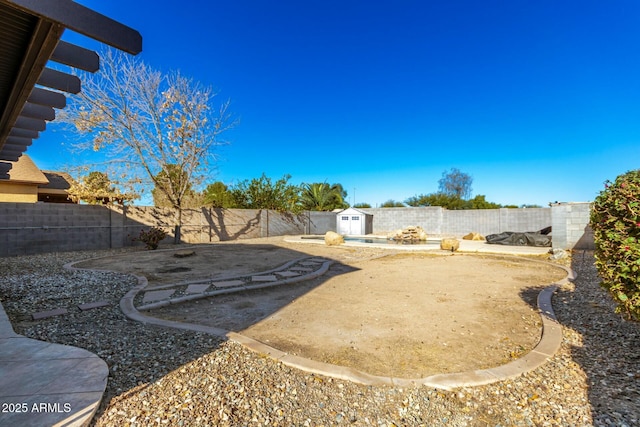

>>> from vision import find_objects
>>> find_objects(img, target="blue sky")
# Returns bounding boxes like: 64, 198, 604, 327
29, 1, 640, 207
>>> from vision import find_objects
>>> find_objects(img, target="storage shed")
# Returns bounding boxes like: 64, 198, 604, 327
336, 207, 373, 235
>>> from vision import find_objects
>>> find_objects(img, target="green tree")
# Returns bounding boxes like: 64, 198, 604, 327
62, 49, 236, 242
328, 183, 349, 210
299, 182, 348, 211
406, 193, 501, 210
353, 202, 372, 208
405, 193, 466, 209
438, 168, 473, 200
152, 164, 203, 214
68, 170, 138, 205
381, 199, 405, 208
202, 181, 236, 208
231, 174, 301, 213
466, 195, 502, 209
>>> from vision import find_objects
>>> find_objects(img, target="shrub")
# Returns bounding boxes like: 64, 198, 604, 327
591, 170, 640, 320
134, 227, 167, 250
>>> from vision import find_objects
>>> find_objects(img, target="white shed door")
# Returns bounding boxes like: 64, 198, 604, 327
338, 215, 350, 235
349, 215, 361, 234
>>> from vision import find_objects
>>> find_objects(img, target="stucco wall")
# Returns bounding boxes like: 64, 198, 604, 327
0, 182, 38, 203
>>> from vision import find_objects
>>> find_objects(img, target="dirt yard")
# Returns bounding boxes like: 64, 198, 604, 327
76, 237, 568, 378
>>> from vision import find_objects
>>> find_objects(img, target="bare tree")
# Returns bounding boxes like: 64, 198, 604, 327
62, 49, 236, 242
438, 168, 473, 200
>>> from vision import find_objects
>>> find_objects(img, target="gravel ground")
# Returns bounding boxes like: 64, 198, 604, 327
0, 249, 638, 426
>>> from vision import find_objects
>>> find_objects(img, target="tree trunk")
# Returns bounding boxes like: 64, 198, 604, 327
174, 207, 182, 244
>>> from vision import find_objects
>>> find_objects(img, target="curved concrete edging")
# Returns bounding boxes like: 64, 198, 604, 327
67, 254, 575, 391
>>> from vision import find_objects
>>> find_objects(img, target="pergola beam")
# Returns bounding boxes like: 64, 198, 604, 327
5, 136, 32, 146
20, 101, 55, 121
51, 40, 99, 72
0, 18, 61, 152
28, 87, 66, 109
14, 116, 46, 131
6, 0, 142, 54
38, 67, 81, 94
9, 128, 39, 139
0, 151, 23, 161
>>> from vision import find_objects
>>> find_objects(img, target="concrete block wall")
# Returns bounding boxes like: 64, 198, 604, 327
500, 208, 551, 234
551, 203, 594, 250
0, 202, 591, 257
361, 206, 551, 237
260, 210, 307, 238
442, 209, 501, 236
362, 207, 443, 234
308, 211, 336, 234
0, 204, 335, 256
0, 203, 111, 256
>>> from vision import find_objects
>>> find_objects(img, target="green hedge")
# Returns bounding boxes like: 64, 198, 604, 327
591, 170, 640, 320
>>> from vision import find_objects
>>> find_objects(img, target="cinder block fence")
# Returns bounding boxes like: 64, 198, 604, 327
0, 202, 593, 257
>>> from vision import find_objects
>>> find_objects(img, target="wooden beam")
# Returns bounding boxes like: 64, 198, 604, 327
0, 162, 12, 176
9, 128, 39, 139
6, 0, 142, 54
0, 18, 62, 152
5, 136, 33, 147
21, 102, 55, 121
38, 67, 81, 94
51, 40, 99, 72
14, 116, 46, 131
28, 87, 66, 109
0, 151, 22, 161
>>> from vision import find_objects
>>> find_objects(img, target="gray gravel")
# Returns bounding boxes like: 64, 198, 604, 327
0, 249, 638, 426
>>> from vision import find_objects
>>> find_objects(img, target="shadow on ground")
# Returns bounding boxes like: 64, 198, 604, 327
64, 243, 358, 420
552, 250, 640, 424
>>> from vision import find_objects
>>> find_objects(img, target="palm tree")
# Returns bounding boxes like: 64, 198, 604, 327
299, 182, 346, 211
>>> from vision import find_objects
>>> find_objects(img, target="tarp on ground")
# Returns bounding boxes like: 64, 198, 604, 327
485, 231, 552, 247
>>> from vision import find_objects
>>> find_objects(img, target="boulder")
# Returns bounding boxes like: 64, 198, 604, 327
388, 226, 427, 241
325, 231, 345, 246
549, 248, 568, 260
463, 232, 485, 241
440, 238, 460, 251
387, 229, 403, 240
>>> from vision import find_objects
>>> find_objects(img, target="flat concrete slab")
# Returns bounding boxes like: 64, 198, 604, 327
185, 284, 210, 294
78, 301, 110, 311
32, 308, 68, 320
251, 275, 278, 282
275, 271, 301, 277
212, 280, 245, 288
142, 290, 175, 304
0, 302, 108, 426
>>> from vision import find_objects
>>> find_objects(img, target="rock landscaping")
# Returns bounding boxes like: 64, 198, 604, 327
0, 246, 638, 426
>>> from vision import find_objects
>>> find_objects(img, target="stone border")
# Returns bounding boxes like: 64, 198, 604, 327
67, 253, 575, 391
134, 257, 332, 311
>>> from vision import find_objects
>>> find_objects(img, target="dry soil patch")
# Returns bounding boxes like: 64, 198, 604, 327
79, 239, 568, 378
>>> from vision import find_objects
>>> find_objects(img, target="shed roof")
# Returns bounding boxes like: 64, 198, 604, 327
0, 0, 141, 178
337, 207, 373, 216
